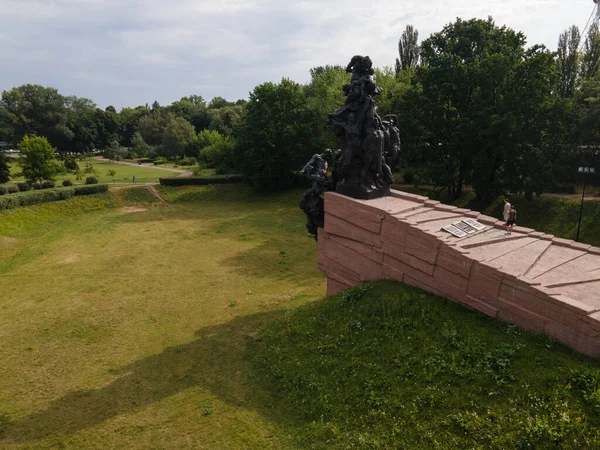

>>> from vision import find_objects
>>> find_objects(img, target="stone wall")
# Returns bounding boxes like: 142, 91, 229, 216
318, 190, 600, 357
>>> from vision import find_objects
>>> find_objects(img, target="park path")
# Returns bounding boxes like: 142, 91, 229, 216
92, 157, 193, 177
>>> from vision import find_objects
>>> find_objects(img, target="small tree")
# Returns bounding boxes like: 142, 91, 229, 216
17, 136, 57, 183
0, 151, 10, 184
107, 169, 117, 183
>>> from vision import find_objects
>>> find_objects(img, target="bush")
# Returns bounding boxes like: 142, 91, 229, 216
403, 169, 415, 184
0, 184, 109, 210
73, 184, 109, 195
64, 157, 79, 171
159, 175, 243, 186
85, 176, 98, 185
62, 179, 73, 187
153, 157, 168, 166
7, 186, 18, 194
17, 182, 31, 192
0, 186, 6, 195
42, 180, 55, 189
179, 157, 198, 166
32, 182, 42, 190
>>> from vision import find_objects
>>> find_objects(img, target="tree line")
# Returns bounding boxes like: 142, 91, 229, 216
2, 17, 600, 202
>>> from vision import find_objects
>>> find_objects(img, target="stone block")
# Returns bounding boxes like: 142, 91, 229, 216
404, 274, 441, 296
570, 242, 592, 251
530, 232, 545, 238
588, 246, 600, 255
437, 252, 473, 278
579, 313, 600, 338
465, 211, 480, 218
425, 200, 440, 207
515, 227, 535, 234
478, 214, 499, 225
540, 234, 554, 241
324, 213, 382, 248
383, 255, 404, 282
553, 237, 575, 247
434, 265, 469, 291
324, 192, 385, 233
467, 264, 502, 301
433, 203, 457, 212
327, 278, 351, 296
390, 190, 428, 203
328, 233, 383, 264
324, 237, 383, 282
319, 255, 362, 286
402, 252, 436, 276
545, 321, 600, 357
497, 300, 546, 333
462, 295, 498, 318
381, 216, 409, 260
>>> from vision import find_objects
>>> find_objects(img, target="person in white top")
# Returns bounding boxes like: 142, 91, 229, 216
503, 199, 511, 222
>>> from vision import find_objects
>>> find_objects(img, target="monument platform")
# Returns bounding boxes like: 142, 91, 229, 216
318, 190, 600, 357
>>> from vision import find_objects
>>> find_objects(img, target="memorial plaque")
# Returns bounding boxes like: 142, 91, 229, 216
442, 224, 468, 238
462, 218, 486, 231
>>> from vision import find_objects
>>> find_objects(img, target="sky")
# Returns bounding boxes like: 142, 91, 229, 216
0, 0, 597, 109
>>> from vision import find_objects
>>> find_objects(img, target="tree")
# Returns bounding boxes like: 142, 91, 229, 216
0, 151, 9, 184
167, 96, 209, 132
138, 109, 172, 147
0, 84, 71, 149
417, 17, 557, 202
235, 78, 320, 190
395, 25, 420, 74
162, 117, 196, 158
107, 169, 117, 183
17, 136, 58, 183
194, 129, 237, 172
582, 23, 600, 80
131, 132, 151, 157
557, 25, 581, 98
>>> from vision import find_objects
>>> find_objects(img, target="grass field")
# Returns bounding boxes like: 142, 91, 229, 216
4, 159, 178, 186
2, 184, 600, 448
0, 185, 324, 448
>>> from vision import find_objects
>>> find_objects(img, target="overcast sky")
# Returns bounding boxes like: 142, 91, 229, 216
0, 0, 597, 109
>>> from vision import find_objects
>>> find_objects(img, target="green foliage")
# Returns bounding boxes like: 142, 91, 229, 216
62, 179, 73, 187
402, 169, 414, 184
16, 182, 30, 192
85, 176, 98, 185
235, 78, 320, 190
17, 135, 57, 183
158, 175, 242, 186
0, 184, 108, 210
195, 129, 238, 172
41, 181, 55, 189
0, 152, 9, 184
161, 116, 196, 158
252, 280, 600, 449
63, 156, 79, 171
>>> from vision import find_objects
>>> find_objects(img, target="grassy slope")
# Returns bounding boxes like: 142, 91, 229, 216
393, 185, 600, 246
252, 281, 600, 449
0, 185, 324, 449
4, 159, 175, 185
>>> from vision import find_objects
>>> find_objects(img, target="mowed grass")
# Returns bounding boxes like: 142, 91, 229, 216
253, 281, 600, 449
4, 159, 179, 186
0, 185, 324, 449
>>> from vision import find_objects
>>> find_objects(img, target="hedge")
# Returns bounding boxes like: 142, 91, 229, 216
0, 184, 109, 210
159, 175, 243, 186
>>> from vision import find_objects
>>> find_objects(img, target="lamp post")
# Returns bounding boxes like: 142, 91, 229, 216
576, 166, 596, 242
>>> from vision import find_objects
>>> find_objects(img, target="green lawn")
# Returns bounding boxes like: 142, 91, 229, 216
2, 185, 600, 448
4, 159, 179, 186
0, 185, 324, 449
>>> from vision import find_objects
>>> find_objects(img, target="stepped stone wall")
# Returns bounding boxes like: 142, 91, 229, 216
318, 190, 600, 357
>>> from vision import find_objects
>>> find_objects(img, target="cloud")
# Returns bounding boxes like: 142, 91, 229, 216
0, 0, 596, 108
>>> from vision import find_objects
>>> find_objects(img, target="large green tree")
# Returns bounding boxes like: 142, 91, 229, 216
395, 25, 420, 74
557, 25, 581, 98
17, 136, 58, 183
235, 78, 320, 190
162, 117, 196, 158
416, 17, 558, 201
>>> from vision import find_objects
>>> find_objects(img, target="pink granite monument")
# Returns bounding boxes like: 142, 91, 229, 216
318, 190, 600, 357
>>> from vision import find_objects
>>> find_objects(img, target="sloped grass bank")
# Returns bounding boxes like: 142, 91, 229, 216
252, 280, 600, 449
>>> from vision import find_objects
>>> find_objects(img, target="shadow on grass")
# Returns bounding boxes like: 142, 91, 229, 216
0, 310, 294, 445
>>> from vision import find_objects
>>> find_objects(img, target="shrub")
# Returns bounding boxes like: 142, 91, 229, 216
7, 186, 18, 194
403, 169, 415, 184
159, 175, 243, 186
0, 184, 109, 210
32, 182, 42, 190
62, 179, 73, 187
85, 176, 98, 185
153, 157, 168, 166
179, 157, 198, 166
0, 186, 6, 195
73, 184, 109, 196
64, 157, 79, 171
17, 182, 31, 192
42, 180, 55, 189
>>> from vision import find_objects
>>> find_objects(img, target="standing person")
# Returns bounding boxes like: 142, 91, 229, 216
505, 205, 517, 235
132, 175, 136, 184
503, 199, 511, 222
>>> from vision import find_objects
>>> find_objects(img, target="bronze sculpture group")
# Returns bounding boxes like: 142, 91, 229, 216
300, 55, 400, 240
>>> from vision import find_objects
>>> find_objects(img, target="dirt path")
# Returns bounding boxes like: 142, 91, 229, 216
92, 157, 193, 177
146, 184, 166, 202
